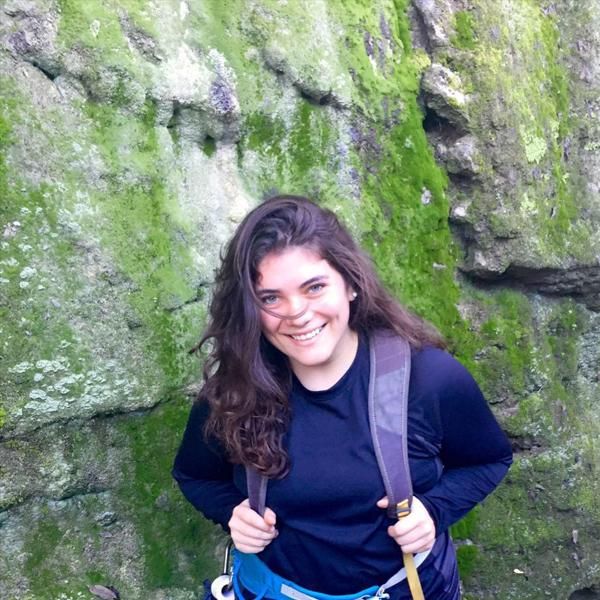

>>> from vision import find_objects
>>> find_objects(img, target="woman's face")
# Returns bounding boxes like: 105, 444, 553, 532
255, 246, 358, 388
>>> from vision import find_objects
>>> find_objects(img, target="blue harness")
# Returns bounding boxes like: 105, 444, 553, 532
232, 548, 431, 600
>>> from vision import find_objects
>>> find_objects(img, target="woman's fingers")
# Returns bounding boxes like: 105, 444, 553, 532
384, 496, 436, 554
387, 526, 433, 554
232, 521, 277, 541
264, 507, 277, 527
231, 500, 275, 531
376, 496, 389, 509
228, 499, 279, 554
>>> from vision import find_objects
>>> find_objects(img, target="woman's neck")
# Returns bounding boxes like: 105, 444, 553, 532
291, 329, 359, 391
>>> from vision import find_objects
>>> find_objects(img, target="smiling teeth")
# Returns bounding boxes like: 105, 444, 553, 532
291, 327, 323, 341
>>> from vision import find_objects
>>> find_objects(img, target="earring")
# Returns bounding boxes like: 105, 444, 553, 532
351, 291, 358, 300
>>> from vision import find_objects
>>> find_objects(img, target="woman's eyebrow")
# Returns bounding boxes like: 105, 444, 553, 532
256, 275, 329, 294
301, 275, 329, 288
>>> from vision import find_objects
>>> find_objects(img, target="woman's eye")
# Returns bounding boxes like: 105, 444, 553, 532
308, 283, 324, 294
261, 295, 278, 306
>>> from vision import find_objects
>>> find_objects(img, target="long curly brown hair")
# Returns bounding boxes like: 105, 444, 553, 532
197, 195, 444, 477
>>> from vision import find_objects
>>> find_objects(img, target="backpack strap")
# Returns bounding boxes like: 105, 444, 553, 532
246, 332, 412, 520
368, 332, 413, 520
246, 464, 267, 517
369, 333, 424, 600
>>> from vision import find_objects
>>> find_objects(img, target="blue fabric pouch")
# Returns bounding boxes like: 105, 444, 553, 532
233, 551, 383, 600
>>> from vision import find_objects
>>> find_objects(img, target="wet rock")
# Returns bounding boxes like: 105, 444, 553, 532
153, 44, 241, 142
412, 0, 453, 49
570, 587, 600, 600
119, 12, 162, 64
263, 43, 349, 109
96, 511, 118, 527
503, 264, 600, 300
421, 63, 470, 131
446, 135, 481, 175
154, 492, 169, 510
1, 2, 62, 78
443, 134, 481, 175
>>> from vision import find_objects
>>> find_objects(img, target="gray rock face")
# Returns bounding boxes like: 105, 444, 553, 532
411, 0, 453, 49
426, 1, 600, 293
421, 63, 470, 131
1, 0, 600, 599
438, 134, 481, 175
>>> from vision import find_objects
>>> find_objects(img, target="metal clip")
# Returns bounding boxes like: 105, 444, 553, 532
395, 498, 411, 519
210, 541, 234, 600
357, 591, 390, 600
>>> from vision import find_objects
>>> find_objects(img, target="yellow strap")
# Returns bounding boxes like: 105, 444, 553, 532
403, 551, 425, 600
396, 499, 425, 600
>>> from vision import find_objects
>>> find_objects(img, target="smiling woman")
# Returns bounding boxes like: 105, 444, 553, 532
172, 195, 513, 600
256, 247, 358, 390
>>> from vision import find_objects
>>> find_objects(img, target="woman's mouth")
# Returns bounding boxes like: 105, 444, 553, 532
289, 325, 325, 341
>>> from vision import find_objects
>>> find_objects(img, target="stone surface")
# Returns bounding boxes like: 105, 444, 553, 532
411, 0, 454, 49
1, 1, 600, 599
438, 1, 600, 283
421, 63, 470, 131
439, 134, 481, 175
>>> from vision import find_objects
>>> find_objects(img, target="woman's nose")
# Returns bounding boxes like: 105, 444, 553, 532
285, 297, 311, 324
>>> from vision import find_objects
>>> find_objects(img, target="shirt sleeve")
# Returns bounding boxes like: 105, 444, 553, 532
414, 349, 513, 534
172, 399, 245, 530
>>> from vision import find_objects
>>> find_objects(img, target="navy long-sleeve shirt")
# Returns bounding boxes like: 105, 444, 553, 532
173, 337, 512, 596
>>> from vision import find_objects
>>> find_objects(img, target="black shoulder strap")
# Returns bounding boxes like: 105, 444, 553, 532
246, 463, 267, 516
368, 332, 413, 519
246, 332, 412, 519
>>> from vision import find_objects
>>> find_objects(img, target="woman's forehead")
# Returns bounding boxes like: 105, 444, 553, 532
255, 247, 335, 288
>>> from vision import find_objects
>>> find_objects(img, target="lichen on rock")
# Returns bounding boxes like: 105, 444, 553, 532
1, 0, 600, 599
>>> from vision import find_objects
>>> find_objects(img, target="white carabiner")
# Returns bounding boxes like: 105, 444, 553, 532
211, 574, 234, 600
211, 541, 234, 600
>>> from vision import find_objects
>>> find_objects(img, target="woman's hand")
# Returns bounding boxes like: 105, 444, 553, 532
376, 496, 436, 554
228, 499, 279, 553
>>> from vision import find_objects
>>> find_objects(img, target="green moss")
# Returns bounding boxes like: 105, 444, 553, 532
203, 136, 217, 157
241, 101, 346, 205
452, 11, 477, 50
84, 569, 112, 587
546, 300, 586, 383
467, 290, 590, 445
244, 100, 336, 188
187, 2, 296, 106
0, 86, 96, 420
19, 492, 138, 597
116, 397, 220, 589
456, 544, 479, 580
57, 0, 155, 55
470, 289, 535, 402
477, 461, 563, 552
82, 100, 202, 387
23, 510, 70, 597
24, 515, 64, 564
56, 0, 154, 108
452, 508, 482, 581
457, 291, 599, 591
451, 508, 479, 540
448, 3, 592, 262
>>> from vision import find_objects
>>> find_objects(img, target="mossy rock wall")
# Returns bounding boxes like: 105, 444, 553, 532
0, 1, 598, 598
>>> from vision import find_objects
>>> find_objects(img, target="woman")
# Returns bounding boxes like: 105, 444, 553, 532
173, 195, 512, 600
